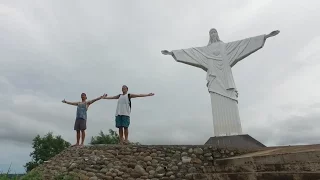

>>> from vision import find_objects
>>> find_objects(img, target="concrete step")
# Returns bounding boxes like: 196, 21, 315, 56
213, 149, 320, 173
207, 162, 320, 173
207, 171, 320, 180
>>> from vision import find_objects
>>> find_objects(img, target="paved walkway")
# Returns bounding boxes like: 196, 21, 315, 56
228, 144, 320, 159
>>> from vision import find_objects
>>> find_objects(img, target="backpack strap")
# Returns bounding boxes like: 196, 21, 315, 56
128, 93, 131, 110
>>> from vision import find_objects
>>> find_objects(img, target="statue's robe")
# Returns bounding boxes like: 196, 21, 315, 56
171, 35, 266, 136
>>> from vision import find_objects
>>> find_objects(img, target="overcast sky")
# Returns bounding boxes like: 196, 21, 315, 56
1, 0, 320, 173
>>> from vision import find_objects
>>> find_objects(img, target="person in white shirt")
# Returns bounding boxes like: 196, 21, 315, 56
103, 85, 154, 144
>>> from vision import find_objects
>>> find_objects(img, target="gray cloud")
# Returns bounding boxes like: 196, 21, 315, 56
1, 0, 320, 173
247, 110, 320, 146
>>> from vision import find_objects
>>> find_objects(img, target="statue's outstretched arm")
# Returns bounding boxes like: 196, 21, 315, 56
227, 30, 280, 67
265, 30, 280, 39
161, 49, 208, 71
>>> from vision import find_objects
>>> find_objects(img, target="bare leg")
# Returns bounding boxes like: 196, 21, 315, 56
124, 127, 129, 142
72, 130, 80, 146
80, 130, 85, 146
119, 127, 124, 144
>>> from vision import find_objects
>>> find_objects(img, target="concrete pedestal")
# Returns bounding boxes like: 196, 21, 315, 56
204, 134, 266, 149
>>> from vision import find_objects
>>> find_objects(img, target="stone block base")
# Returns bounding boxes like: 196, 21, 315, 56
204, 134, 266, 149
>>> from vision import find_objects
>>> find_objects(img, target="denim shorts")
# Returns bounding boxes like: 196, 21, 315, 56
115, 115, 130, 128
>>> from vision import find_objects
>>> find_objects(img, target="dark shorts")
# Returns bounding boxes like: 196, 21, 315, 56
74, 118, 87, 131
115, 115, 130, 128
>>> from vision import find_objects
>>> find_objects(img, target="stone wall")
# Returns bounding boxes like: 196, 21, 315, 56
35, 145, 251, 180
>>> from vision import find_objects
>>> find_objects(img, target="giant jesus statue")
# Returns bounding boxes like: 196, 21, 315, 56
161, 29, 280, 137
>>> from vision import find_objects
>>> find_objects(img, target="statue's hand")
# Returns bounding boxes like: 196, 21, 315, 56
266, 30, 280, 38
161, 50, 172, 55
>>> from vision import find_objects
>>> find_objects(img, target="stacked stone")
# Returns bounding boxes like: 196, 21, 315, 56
35, 145, 240, 180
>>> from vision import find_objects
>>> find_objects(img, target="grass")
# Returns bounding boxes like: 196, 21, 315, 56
0, 164, 25, 180
0, 167, 75, 180
0, 170, 41, 180
0, 171, 76, 180
0, 164, 78, 180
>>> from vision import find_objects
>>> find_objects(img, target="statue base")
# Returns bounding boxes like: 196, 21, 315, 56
204, 134, 266, 149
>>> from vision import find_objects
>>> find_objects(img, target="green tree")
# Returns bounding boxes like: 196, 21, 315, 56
24, 132, 71, 172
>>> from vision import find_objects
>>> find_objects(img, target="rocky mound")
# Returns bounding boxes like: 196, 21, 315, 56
34, 144, 244, 180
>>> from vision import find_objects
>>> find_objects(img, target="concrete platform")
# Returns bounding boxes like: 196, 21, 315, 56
210, 144, 320, 180
204, 134, 266, 149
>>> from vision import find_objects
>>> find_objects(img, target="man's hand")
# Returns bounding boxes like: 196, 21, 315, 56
161, 50, 173, 55
88, 94, 107, 105
62, 99, 66, 103
100, 94, 107, 99
148, 93, 155, 96
266, 30, 280, 39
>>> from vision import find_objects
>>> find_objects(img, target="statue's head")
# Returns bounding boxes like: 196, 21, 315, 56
208, 28, 221, 45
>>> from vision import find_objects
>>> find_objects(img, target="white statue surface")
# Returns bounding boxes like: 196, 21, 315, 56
162, 28, 280, 136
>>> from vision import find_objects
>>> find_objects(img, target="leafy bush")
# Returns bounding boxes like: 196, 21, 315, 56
90, 129, 141, 145
90, 129, 119, 144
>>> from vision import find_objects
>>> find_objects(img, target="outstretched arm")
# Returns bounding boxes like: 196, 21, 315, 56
227, 30, 280, 67
130, 93, 155, 98
62, 99, 79, 106
87, 94, 107, 105
103, 94, 121, 100
265, 30, 280, 39
161, 49, 208, 71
